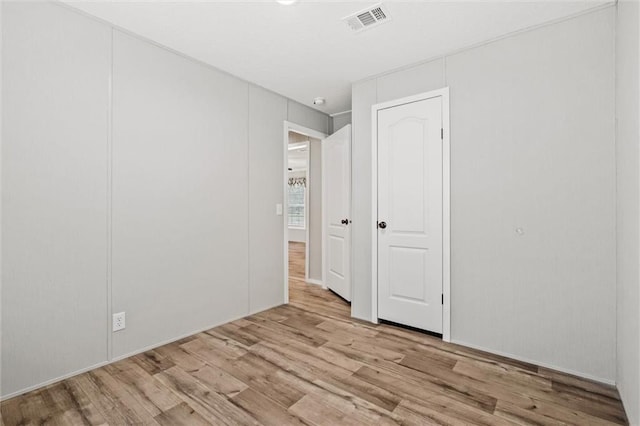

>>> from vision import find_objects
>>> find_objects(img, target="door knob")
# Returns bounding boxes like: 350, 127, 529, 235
378, 221, 387, 229
341, 219, 349, 225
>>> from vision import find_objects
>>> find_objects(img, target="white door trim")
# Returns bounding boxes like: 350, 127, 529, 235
370, 88, 451, 342
283, 121, 327, 303
304, 143, 310, 282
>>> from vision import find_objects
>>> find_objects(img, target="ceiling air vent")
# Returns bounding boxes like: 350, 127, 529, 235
342, 3, 391, 33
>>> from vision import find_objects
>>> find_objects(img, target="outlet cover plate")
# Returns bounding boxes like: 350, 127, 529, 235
112, 312, 126, 332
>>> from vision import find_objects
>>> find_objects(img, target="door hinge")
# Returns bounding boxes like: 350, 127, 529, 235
441, 294, 444, 305
441, 128, 444, 140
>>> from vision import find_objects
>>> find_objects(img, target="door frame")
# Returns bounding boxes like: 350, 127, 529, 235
283, 121, 327, 303
370, 87, 451, 342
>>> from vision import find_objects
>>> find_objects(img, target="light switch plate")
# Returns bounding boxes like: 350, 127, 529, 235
276, 203, 283, 216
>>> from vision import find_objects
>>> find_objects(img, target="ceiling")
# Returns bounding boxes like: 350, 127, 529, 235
63, 0, 611, 115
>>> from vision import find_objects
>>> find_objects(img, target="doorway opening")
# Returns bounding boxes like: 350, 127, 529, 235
283, 122, 327, 304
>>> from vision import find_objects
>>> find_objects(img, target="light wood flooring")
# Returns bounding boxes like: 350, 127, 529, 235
0, 246, 628, 425
288, 241, 306, 281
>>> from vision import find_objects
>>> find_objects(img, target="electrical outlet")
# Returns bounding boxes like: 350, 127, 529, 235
112, 312, 126, 332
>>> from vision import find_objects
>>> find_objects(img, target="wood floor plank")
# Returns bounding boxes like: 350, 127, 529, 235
194, 331, 248, 359
349, 339, 407, 363
315, 317, 379, 339
393, 398, 508, 426
324, 340, 494, 410
154, 366, 260, 426
231, 387, 306, 426
493, 399, 623, 426
104, 359, 183, 416
308, 379, 403, 425
234, 344, 400, 426
15, 391, 55, 425
214, 352, 307, 409
43, 382, 107, 426
70, 372, 158, 425
189, 364, 248, 399
153, 342, 207, 373
243, 316, 329, 348
316, 373, 402, 412
131, 350, 176, 376
179, 335, 241, 368
50, 408, 98, 426
400, 351, 458, 372
288, 394, 362, 426
245, 345, 388, 421
0, 247, 629, 425
451, 358, 553, 397
453, 359, 627, 424
538, 367, 621, 400
0, 398, 23, 426
154, 402, 210, 426
88, 368, 160, 424
392, 403, 452, 426
208, 322, 262, 348
251, 340, 355, 381
288, 242, 306, 280
354, 365, 499, 416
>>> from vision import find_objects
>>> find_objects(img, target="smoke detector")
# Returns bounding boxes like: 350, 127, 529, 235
342, 3, 391, 33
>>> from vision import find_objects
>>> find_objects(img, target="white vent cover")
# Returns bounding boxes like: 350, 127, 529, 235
342, 3, 391, 33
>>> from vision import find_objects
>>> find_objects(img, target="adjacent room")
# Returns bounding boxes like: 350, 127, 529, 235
286, 129, 324, 291
1, 0, 639, 425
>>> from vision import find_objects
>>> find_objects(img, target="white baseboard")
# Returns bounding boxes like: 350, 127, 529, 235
450, 338, 616, 386
306, 279, 323, 286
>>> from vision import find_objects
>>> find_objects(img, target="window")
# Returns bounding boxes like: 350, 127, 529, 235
288, 177, 306, 228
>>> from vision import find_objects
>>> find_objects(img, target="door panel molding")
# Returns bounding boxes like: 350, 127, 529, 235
371, 88, 450, 342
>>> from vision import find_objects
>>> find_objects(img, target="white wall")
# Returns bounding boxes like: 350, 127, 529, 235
111, 30, 251, 358
351, 78, 377, 321
332, 112, 352, 133
288, 228, 306, 243
2, 2, 111, 396
249, 85, 289, 314
615, 0, 640, 423
288, 101, 330, 135
352, 7, 616, 382
1, 1, 329, 398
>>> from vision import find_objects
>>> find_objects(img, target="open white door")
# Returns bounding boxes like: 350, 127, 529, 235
377, 96, 443, 333
322, 125, 352, 301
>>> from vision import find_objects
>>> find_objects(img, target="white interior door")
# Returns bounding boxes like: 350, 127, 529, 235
322, 125, 352, 301
377, 97, 443, 333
